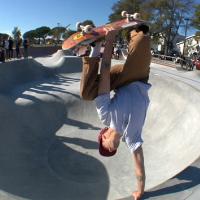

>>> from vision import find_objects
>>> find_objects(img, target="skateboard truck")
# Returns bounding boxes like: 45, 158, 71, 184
121, 11, 141, 22
76, 22, 94, 34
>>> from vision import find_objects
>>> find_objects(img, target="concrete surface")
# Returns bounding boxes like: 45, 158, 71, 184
0, 51, 199, 200
20, 46, 62, 58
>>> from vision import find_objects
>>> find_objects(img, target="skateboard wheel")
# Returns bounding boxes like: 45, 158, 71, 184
132, 13, 140, 19
76, 22, 82, 30
83, 25, 93, 33
121, 11, 128, 17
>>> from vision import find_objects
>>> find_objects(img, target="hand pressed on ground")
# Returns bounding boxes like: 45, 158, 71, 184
132, 191, 144, 200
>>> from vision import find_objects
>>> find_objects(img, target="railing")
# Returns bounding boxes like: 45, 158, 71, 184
152, 53, 195, 71
152, 54, 176, 62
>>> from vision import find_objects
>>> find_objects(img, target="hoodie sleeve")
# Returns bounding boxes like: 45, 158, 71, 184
95, 93, 111, 126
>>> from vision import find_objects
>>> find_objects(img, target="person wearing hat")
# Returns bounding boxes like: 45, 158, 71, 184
80, 25, 151, 200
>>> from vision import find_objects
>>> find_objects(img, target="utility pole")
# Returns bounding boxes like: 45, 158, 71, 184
57, 22, 61, 44
183, 18, 190, 56
65, 24, 71, 32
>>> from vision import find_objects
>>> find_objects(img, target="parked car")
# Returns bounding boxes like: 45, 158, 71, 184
179, 56, 194, 71
192, 57, 200, 70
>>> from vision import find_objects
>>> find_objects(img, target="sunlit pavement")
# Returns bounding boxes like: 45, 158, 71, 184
0, 53, 199, 200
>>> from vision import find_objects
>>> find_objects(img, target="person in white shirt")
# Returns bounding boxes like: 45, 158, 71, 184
81, 30, 151, 200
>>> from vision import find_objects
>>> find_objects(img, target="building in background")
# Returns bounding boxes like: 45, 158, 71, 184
176, 35, 200, 57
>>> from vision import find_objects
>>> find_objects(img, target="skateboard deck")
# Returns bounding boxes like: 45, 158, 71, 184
62, 12, 146, 50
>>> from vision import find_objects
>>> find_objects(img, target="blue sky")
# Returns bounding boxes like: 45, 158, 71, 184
0, 0, 199, 36
0, 0, 118, 35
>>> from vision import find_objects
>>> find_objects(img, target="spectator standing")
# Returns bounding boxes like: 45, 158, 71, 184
114, 44, 121, 59
15, 37, 22, 58
0, 37, 5, 63
4, 38, 9, 60
8, 37, 14, 59
23, 38, 29, 58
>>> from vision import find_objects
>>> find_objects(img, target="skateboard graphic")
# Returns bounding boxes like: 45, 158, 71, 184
62, 11, 146, 50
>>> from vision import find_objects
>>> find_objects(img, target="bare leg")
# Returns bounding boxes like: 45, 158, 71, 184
132, 146, 145, 200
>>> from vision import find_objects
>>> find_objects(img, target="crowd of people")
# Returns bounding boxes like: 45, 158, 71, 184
73, 41, 128, 60
0, 36, 29, 63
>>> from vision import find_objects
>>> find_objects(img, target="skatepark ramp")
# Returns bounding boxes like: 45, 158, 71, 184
0, 56, 82, 93
0, 53, 199, 200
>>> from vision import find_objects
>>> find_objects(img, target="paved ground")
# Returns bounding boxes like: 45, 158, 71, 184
0, 51, 199, 200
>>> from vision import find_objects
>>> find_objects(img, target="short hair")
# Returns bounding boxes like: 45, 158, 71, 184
124, 23, 149, 41
134, 23, 149, 34
98, 127, 117, 157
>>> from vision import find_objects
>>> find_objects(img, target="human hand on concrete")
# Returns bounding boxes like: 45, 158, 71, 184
132, 191, 143, 200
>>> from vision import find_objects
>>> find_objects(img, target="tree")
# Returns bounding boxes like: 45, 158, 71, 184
144, 0, 194, 55
12, 27, 21, 40
195, 31, 200, 36
50, 26, 66, 43
109, 0, 195, 55
194, 31, 200, 50
109, 0, 147, 22
35, 26, 51, 44
23, 30, 37, 44
109, 0, 159, 46
192, 4, 200, 31
62, 29, 76, 40
109, 0, 150, 46
0, 33, 9, 39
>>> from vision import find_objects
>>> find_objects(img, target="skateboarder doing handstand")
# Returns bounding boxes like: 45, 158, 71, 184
80, 24, 151, 200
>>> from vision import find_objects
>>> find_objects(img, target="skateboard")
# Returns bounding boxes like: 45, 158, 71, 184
62, 11, 146, 50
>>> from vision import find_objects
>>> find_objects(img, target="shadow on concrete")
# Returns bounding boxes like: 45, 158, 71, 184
117, 165, 200, 200
143, 165, 200, 199
65, 117, 99, 130
0, 83, 109, 200
0, 57, 81, 95
10, 75, 80, 101
58, 136, 98, 150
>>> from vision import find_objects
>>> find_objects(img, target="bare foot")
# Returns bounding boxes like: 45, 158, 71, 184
132, 191, 143, 200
